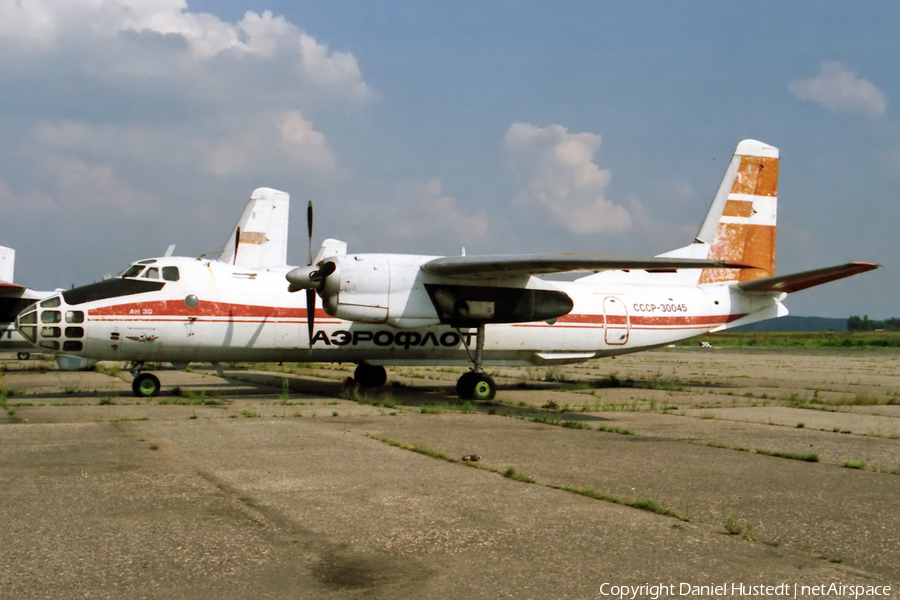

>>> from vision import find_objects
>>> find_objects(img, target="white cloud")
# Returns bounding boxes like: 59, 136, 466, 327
504, 123, 631, 234
789, 62, 887, 117
327, 178, 488, 253
0, 156, 153, 219
29, 110, 337, 177
384, 179, 488, 243
0, 1, 372, 108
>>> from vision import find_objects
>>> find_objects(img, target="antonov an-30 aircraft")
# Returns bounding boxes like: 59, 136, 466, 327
15, 140, 877, 399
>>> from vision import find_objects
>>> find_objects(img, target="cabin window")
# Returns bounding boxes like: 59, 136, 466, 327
66, 311, 84, 323
39, 340, 59, 350
162, 267, 180, 281
18, 311, 37, 324
65, 327, 84, 338
41, 327, 60, 338
41, 311, 61, 324
19, 326, 36, 343
63, 341, 83, 352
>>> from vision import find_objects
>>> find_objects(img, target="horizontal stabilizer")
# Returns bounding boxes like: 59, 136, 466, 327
735, 262, 879, 294
422, 254, 750, 280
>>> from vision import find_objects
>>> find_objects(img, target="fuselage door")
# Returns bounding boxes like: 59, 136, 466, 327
603, 296, 629, 345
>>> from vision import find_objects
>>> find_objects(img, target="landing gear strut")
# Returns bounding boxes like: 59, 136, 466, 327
130, 362, 161, 398
355, 363, 387, 388
456, 324, 496, 400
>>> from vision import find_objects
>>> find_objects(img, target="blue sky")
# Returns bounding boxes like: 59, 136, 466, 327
0, 1, 895, 318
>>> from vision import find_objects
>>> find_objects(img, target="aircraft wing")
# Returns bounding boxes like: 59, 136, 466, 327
0, 282, 26, 292
735, 262, 880, 294
421, 254, 748, 280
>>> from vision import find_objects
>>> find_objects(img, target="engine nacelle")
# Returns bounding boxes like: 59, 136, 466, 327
314, 253, 575, 328
320, 255, 391, 323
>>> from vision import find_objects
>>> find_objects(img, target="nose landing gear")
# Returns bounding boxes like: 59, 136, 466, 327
130, 363, 161, 397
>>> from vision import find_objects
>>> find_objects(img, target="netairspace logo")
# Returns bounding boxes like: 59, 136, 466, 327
597, 582, 893, 599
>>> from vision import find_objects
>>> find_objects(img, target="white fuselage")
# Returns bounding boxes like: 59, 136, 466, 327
16, 255, 777, 368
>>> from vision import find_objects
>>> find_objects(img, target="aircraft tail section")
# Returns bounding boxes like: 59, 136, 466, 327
0, 246, 14, 283
663, 140, 778, 285
698, 139, 779, 284
218, 188, 290, 268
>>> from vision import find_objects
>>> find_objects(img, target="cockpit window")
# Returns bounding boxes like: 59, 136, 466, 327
142, 267, 159, 279
137, 259, 157, 265
121, 265, 145, 278
63, 278, 165, 305
162, 267, 180, 281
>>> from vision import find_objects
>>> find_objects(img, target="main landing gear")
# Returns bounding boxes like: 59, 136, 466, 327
130, 363, 161, 398
354, 363, 387, 388
456, 324, 496, 401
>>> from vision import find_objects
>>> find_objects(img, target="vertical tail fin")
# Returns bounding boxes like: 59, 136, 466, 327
0, 246, 14, 283
218, 187, 291, 268
696, 139, 779, 284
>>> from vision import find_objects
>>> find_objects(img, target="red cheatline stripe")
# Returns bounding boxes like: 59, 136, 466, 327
88, 300, 323, 319
87, 301, 748, 329
516, 313, 747, 329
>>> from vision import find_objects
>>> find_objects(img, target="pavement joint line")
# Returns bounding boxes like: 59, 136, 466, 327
366, 434, 691, 523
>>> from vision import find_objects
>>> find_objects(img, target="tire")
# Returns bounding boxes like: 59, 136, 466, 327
132, 373, 161, 398
471, 374, 496, 400
456, 371, 479, 400
354, 364, 387, 388
17, 352, 29, 361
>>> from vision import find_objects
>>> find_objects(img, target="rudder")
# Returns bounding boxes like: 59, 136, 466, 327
697, 139, 778, 284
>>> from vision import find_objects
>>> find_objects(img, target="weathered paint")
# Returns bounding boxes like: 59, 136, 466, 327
700, 152, 779, 284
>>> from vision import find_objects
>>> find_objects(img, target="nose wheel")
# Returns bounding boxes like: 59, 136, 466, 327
455, 323, 496, 400
132, 372, 161, 398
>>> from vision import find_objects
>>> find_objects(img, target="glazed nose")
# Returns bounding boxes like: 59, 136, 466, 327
15, 297, 87, 353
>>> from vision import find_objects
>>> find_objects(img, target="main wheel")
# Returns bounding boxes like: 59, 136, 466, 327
354, 363, 387, 388
17, 352, 29, 360
456, 371, 478, 399
456, 372, 496, 400
132, 373, 161, 398
471, 374, 496, 400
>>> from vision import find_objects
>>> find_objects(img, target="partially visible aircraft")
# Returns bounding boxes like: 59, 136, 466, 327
15, 141, 878, 398
0, 246, 55, 358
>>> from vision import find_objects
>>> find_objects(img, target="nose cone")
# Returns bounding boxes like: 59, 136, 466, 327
15, 295, 88, 355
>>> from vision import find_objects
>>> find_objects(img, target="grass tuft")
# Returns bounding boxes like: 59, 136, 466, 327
552, 485, 690, 522
724, 514, 746, 535
756, 449, 819, 462
502, 467, 535, 483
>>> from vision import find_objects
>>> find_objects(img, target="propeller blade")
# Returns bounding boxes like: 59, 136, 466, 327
233, 227, 240, 266
307, 201, 313, 266
306, 288, 316, 347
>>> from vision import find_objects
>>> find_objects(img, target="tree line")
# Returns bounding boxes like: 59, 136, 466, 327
847, 316, 900, 332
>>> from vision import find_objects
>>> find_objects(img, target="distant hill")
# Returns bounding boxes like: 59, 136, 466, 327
730, 316, 847, 332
